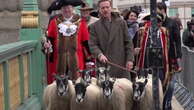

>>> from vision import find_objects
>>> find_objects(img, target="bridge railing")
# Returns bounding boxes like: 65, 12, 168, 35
0, 40, 44, 110
180, 46, 194, 96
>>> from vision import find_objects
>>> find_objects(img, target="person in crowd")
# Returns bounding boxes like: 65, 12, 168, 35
77, 2, 98, 77
90, 10, 99, 18
172, 13, 183, 31
44, 0, 83, 84
89, 0, 134, 79
182, 18, 194, 50
157, 2, 182, 110
121, 8, 130, 19
111, 8, 122, 18
79, 2, 99, 26
124, 7, 139, 40
123, 6, 142, 81
136, 13, 168, 82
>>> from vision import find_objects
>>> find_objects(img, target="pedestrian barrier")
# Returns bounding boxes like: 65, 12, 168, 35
0, 41, 44, 110
180, 46, 194, 96
174, 80, 194, 110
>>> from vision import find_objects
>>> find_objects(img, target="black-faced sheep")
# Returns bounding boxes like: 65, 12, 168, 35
43, 75, 74, 110
132, 78, 148, 101
112, 78, 134, 110
132, 75, 163, 110
71, 78, 100, 110
96, 66, 134, 110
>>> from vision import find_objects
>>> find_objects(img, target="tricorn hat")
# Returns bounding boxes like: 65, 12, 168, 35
140, 13, 164, 22
90, 10, 99, 18
130, 6, 142, 16
47, 0, 84, 14
79, 2, 93, 11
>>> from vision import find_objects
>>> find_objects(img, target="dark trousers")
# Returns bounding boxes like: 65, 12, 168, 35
158, 69, 174, 110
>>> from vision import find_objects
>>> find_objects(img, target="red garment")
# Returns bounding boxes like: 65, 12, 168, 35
46, 17, 59, 84
77, 18, 89, 70
138, 22, 169, 76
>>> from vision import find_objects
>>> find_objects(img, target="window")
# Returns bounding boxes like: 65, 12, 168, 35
192, 8, 194, 17
168, 8, 178, 17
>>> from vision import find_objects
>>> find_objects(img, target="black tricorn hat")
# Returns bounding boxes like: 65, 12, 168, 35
47, 0, 84, 14
79, 2, 93, 11
142, 13, 164, 22
90, 10, 99, 18
188, 18, 194, 25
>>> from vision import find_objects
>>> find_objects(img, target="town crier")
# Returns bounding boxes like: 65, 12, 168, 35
44, 0, 83, 84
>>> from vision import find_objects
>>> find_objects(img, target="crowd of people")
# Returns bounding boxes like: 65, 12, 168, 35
41, 0, 193, 110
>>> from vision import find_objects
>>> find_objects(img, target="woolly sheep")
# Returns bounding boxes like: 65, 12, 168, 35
132, 75, 164, 110
94, 66, 134, 110
71, 78, 100, 110
112, 78, 134, 110
96, 78, 133, 110
43, 75, 74, 110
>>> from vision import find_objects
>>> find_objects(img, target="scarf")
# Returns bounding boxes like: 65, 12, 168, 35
127, 21, 139, 39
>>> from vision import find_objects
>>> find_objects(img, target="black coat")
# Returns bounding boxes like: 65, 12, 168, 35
162, 17, 182, 59
182, 29, 194, 48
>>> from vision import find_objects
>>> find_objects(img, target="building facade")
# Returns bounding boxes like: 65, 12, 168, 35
116, 0, 194, 28
93, 0, 194, 28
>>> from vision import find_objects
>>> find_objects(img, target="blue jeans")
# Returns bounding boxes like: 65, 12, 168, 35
162, 75, 176, 110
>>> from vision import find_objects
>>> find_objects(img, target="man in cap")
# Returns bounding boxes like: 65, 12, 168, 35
182, 18, 194, 50
79, 2, 99, 26
45, 0, 83, 84
76, 2, 98, 76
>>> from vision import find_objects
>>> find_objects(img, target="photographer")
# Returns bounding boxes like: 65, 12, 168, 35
182, 19, 194, 50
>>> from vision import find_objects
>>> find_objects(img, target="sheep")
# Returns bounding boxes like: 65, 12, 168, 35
70, 78, 100, 110
132, 78, 148, 102
132, 74, 164, 110
90, 66, 115, 110
96, 66, 134, 110
78, 67, 97, 85
111, 78, 134, 110
43, 74, 74, 110
97, 78, 115, 110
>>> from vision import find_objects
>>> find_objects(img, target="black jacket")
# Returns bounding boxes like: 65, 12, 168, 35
182, 29, 194, 48
162, 17, 182, 59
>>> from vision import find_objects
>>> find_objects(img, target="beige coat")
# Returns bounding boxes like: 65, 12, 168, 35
89, 13, 134, 78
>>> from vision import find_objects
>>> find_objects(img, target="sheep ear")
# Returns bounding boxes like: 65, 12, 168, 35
82, 79, 89, 87
98, 67, 106, 73
132, 83, 136, 89
105, 73, 110, 80
85, 82, 89, 87
111, 77, 116, 83
106, 65, 111, 71
72, 80, 76, 85
144, 79, 148, 85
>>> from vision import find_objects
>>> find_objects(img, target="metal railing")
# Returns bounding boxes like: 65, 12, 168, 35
180, 45, 194, 96
0, 40, 44, 110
